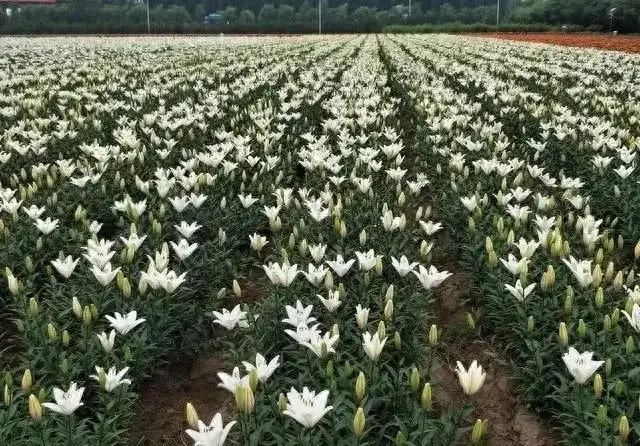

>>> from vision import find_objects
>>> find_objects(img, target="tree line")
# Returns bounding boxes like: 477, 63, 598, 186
0, 0, 638, 34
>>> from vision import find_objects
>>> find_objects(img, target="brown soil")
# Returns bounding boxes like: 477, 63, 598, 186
130, 355, 233, 446
130, 271, 267, 445
431, 232, 560, 446
472, 32, 640, 54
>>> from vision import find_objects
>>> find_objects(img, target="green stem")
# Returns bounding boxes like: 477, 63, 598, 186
67, 415, 73, 446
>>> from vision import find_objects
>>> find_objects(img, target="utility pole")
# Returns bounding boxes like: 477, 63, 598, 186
409, 0, 412, 16
496, 0, 500, 26
319, 0, 322, 34
146, 0, 151, 33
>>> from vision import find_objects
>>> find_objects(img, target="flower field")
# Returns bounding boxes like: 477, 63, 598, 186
0, 34, 639, 446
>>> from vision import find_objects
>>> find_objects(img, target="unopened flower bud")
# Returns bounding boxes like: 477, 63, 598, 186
466, 312, 476, 331
421, 383, 432, 410
359, 230, 367, 247
21, 369, 32, 391
62, 330, 70, 347
83, 306, 92, 325
409, 367, 420, 392
28, 298, 39, 316
558, 322, 569, 347
353, 407, 365, 438
394, 331, 401, 350
595, 287, 604, 308
593, 374, 603, 398
384, 299, 394, 321
605, 358, 612, 377
28, 394, 42, 421
615, 379, 624, 397
577, 319, 586, 339
429, 324, 438, 347
604, 314, 612, 331
394, 431, 406, 446
527, 315, 535, 334
185, 403, 199, 429
278, 393, 287, 415
377, 321, 386, 340
47, 323, 57, 342
471, 419, 485, 445
596, 405, 607, 427
619, 415, 630, 442
355, 372, 366, 402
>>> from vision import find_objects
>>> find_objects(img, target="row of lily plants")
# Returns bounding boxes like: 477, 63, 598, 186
0, 35, 489, 446
380, 34, 640, 445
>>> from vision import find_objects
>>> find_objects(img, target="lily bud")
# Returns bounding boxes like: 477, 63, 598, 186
619, 415, 630, 442
235, 384, 255, 414
593, 374, 603, 398
597, 405, 607, 427
28, 394, 42, 421
353, 407, 365, 438
325, 360, 334, 380
635, 240, 640, 259
21, 369, 32, 391
232, 280, 241, 298
421, 383, 432, 410
605, 358, 612, 377
185, 403, 199, 429
28, 298, 39, 316
429, 324, 438, 347
625, 336, 635, 356
481, 248, 496, 268
4, 383, 12, 406
466, 312, 476, 331
278, 393, 287, 415
47, 323, 57, 342
409, 367, 420, 392
355, 372, 366, 403
384, 299, 394, 321
614, 379, 624, 397
527, 315, 535, 334
394, 431, 406, 446
614, 271, 624, 290
592, 264, 602, 288
612, 308, 620, 327
359, 230, 367, 247
394, 331, 401, 350
72, 296, 82, 319
595, 287, 604, 308
471, 419, 485, 445
377, 321, 386, 340
577, 319, 586, 339
558, 322, 569, 347
82, 306, 92, 326
62, 330, 70, 347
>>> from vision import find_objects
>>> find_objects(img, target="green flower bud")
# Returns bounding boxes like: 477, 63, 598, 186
429, 324, 438, 347
604, 314, 612, 331
353, 407, 365, 438
605, 358, 612, 377
619, 415, 630, 442
558, 322, 569, 347
28, 394, 42, 422
377, 321, 386, 340
615, 380, 624, 397
277, 393, 287, 415
596, 405, 607, 427
28, 298, 39, 317
394, 331, 401, 350
21, 369, 32, 392
421, 383, 432, 411
409, 367, 420, 392
471, 419, 485, 445
355, 372, 366, 403
595, 287, 604, 308
577, 319, 586, 339
394, 431, 406, 446
47, 323, 57, 342
593, 374, 603, 398
185, 403, 199, 429
527, 315, 535, 334
466, 312, 476, 331
626, 336, 635, 355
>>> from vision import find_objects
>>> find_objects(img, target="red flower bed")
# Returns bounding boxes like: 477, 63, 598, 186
475, 33, 640, 54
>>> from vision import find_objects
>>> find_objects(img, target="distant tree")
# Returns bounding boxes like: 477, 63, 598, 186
221, 6, 238, 23
238, 8, 255, 25
193, 3, 206, 21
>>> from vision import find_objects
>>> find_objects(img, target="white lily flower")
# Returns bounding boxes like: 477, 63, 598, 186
51, 255, 80, 279
562, 347, 604, 384
362, 331, 387, 361
105, 311, 145, 335
455, 360, 486, 395
42, 383, 84, 415
242, 353, 280, 383
283, 387, 333, 428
